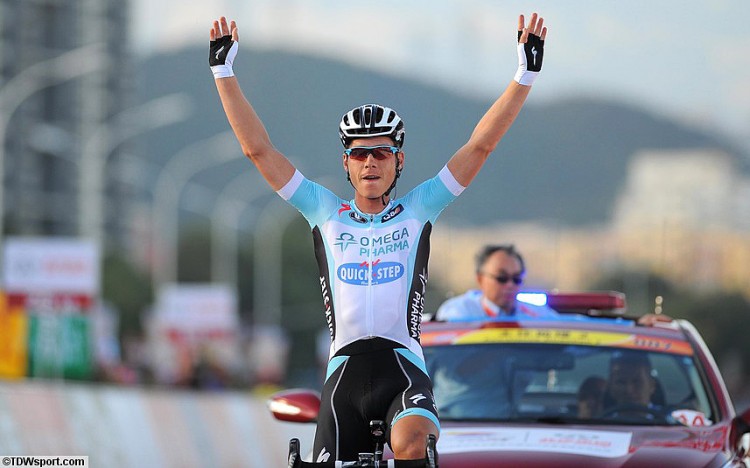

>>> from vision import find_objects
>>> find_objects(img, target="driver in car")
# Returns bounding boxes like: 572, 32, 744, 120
602, 352, 661, 417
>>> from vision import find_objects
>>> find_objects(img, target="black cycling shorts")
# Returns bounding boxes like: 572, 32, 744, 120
312, 337, 440, 463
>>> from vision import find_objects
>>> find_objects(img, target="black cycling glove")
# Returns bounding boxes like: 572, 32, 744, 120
514, 30, 544, 86
209, 34, 238, 79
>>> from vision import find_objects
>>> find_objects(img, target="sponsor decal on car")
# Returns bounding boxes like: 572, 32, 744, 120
671, 409, 713, 427
438, 427, 632, 458
423, 328, 693, 355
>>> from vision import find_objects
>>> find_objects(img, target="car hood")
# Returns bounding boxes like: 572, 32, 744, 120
436, 423, 732, 468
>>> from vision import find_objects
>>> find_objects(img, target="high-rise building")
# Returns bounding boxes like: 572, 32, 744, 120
0, 0, 134, 247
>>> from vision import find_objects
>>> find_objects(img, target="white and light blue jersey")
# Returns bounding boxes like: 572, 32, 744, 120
277, 166, 464, 360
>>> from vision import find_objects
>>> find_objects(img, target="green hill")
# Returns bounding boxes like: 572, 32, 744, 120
135, 47, 745, 227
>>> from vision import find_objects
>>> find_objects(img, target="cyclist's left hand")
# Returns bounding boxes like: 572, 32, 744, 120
209, 16, 239, 79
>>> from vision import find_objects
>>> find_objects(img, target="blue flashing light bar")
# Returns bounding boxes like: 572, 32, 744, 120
516, 292, 548, 306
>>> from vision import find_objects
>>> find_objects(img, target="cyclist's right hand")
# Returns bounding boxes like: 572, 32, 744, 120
514, 12, 547, 86
209, 16, 238, 79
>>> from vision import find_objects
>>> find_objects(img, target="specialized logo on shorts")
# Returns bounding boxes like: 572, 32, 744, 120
316, 448, 331, 463
337, 260, 404, 285
410, 393, 427, 405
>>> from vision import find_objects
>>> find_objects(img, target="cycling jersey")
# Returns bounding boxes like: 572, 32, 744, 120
277, 165, 464, 361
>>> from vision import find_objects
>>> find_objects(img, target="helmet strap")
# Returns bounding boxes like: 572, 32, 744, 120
344, 155, 356, 189
380, 158, 401, 206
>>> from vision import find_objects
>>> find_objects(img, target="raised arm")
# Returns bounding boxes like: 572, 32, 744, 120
210, 17, 295, 190
447, 13, 547, 187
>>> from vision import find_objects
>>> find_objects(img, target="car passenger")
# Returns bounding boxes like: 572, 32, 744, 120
431, 347, 532, 420
577, 376, 606, 418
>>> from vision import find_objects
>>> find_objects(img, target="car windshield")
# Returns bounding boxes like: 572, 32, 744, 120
424, 342, 714, 426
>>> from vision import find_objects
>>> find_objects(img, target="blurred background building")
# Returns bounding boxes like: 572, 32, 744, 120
432, 148, 750, 303
0, 0, 135, 248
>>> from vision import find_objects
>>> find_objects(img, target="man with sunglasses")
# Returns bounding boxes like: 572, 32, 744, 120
435, 244, 673, 326
436, 244, 559, 320
209, 12, 547, 467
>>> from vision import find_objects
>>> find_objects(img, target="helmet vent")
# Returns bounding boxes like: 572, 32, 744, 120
363, 107, 372, 127
339, 104, 405, 148
374, 106, 384, 124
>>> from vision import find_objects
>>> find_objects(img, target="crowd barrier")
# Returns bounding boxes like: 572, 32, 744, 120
0, 380, 316, 467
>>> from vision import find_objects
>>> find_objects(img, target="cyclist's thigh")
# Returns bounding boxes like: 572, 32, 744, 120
313, 355, 371, 462
386, 349, 440, 435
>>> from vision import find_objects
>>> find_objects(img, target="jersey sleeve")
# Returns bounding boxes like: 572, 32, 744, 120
276, 170, 341, 227
402, 165, 465, 222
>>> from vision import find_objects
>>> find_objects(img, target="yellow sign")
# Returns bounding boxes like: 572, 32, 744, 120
0, 293, 29, 378
452, 328, 693, 356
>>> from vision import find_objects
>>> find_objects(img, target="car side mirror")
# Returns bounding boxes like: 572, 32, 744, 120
267, 388, 321, 423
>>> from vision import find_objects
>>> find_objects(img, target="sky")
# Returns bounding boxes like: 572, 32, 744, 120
130, 0, 750, 152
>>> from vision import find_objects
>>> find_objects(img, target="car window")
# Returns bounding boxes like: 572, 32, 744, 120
424, 343, 714, 426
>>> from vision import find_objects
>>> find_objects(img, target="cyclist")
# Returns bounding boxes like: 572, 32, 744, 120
209, 13, 547, 466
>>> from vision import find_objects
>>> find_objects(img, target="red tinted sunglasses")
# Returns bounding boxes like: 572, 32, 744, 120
344, 145, 399, 161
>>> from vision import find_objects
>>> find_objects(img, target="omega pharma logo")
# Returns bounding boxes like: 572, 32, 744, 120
337, 261, 404, 285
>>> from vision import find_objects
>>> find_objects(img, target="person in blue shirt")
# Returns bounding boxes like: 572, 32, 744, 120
436, 244, 558, 320
436, 244, 673, 327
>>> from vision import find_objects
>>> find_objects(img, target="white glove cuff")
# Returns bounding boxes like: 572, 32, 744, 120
514, 69, 538, 86
211, 65, 234, 79
514, 41, 538, 86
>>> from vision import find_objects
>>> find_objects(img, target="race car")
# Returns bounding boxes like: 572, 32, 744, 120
269, 291, 750, 467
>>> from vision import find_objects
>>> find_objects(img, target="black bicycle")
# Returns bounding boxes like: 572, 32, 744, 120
287, 420, 438, 467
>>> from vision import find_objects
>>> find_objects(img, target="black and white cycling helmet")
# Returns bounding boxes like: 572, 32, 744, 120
339, 104, 405, 148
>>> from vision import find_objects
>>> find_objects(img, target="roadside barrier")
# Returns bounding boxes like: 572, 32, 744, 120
0, 380, 315, 467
